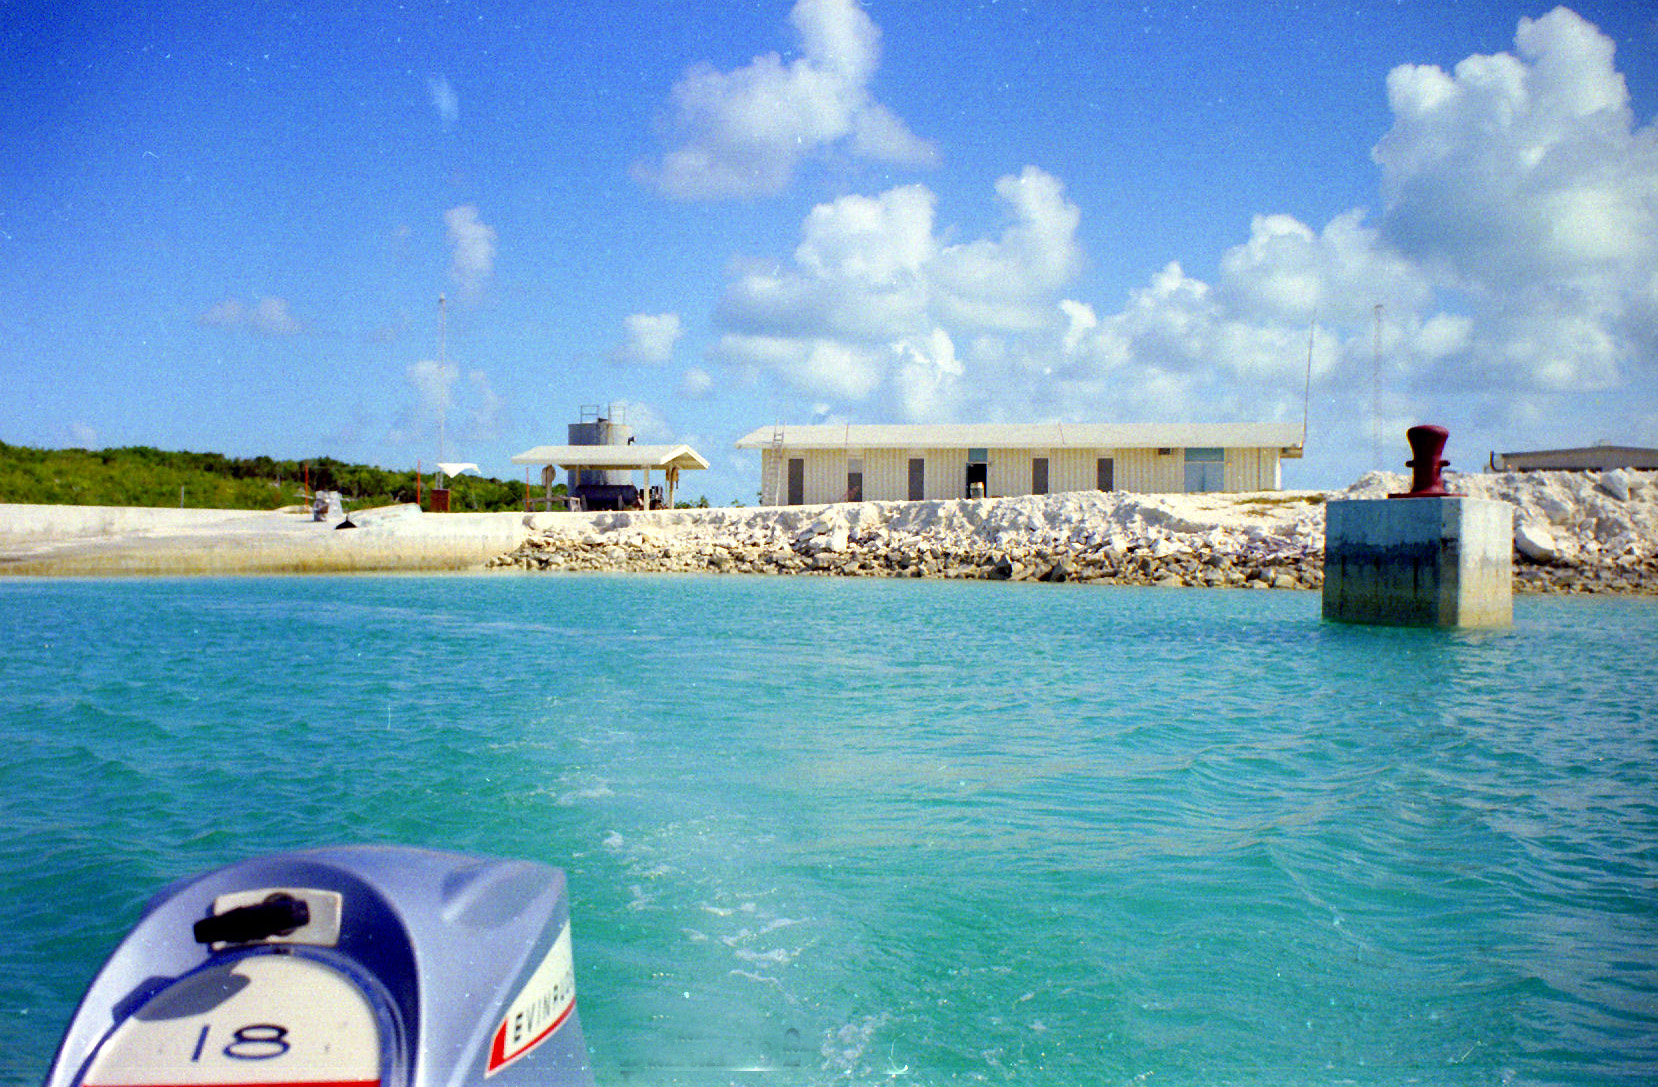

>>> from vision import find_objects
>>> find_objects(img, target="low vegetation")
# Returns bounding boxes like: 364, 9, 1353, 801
0, 442, 728, 512
1236, 492, 1326, 515
0, 442, 541, 511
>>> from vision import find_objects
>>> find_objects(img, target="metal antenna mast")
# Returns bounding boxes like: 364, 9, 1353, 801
1372, 303, 1383, 469
1302, 310, 1316, 448
437, 294, 448, 465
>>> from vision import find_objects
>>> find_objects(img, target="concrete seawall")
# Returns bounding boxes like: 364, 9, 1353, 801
0, 504, 535, 576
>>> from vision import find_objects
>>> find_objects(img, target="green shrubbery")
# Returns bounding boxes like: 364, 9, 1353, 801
0, 442, 542, 512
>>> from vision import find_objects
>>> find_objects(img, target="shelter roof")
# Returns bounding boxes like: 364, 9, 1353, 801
509, 444, 710, 471
735, 423, 1304, 456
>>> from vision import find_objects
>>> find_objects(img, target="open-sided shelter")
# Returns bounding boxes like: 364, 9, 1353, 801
510, 443, 709, 509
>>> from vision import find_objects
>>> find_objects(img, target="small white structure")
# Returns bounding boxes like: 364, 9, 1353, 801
735, 423, 1305, 505
434, 461, 478, 486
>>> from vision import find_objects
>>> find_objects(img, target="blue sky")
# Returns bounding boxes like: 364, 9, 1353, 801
3, 1, 1655, 502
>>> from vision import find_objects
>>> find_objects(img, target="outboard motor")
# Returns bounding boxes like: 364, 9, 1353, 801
43, 846, 596, 1087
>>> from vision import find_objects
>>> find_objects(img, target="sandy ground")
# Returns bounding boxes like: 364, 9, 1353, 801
0, 503, 538, 576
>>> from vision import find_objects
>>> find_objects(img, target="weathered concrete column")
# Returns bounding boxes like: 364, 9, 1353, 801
1323, 497, 1512, 627
1322, 426, 1513, 628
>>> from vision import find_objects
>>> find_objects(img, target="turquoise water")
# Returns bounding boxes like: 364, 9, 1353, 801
1, 576, 1654, 1086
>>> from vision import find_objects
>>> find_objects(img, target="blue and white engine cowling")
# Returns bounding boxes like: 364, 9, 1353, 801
44, 846, 596, 1087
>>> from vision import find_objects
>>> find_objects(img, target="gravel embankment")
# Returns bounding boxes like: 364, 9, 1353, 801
488, 469, 1658, 594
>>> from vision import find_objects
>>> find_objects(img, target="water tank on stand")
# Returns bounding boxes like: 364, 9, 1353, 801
567, 403, 633, 489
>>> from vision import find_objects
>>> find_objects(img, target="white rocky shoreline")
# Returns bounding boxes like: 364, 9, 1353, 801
2, 468, 1652, 588
488, 468, 1658, 595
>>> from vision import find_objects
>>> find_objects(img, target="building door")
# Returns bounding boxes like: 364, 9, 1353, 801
1097, 457, 1115, 491
1183, 448, 1225, 492
965, 452, 988, 498
908, 458, 925, 501
787, 458, 805, 505
1032, 457, 1049, 495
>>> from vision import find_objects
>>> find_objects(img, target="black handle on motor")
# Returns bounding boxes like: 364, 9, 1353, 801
193, 893, 310, 945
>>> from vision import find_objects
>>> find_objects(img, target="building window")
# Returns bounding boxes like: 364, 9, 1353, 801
1032, 457, 1049, 495
908, 457, 925, 501
1184, 447, 1225, 493
846, 457, 863, 502
1097, 457, 1115, 491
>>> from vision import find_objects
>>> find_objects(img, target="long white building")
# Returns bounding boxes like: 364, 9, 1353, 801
735, 423, 1305, 505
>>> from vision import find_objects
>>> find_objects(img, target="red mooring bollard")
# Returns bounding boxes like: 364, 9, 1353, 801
1390, 424, 1459, 498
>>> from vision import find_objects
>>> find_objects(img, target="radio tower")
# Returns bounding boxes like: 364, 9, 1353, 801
1371, 303, 1383, 470
437, 294, 448, 464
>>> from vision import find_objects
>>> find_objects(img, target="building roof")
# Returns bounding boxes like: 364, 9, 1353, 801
1488, 445, 1658, 471
734, 423, 1305, 456
510, 444, 710, 471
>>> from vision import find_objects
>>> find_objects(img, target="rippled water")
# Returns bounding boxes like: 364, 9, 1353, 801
1, 575, 1654, 1085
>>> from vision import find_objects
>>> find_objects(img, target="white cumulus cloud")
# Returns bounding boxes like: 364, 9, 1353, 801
445, 205, 497, 300
406, 357, 459, 419
463, 369, 504, 440
712, 7, 1656, 483
678, 367, 716, 399
395, 359, 503, 449
197, 296, 303, 336
428, 75, 459, 130
1371, 4, 1656, 398
712, 166, 1083, 414
612, 312, 684, 366
250, 296, 302, 336
635, 0, 938, 199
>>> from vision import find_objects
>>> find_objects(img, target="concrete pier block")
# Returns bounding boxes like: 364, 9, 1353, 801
1323, 497, 1513, 628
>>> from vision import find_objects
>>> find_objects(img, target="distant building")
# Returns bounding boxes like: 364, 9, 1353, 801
1487, 445, 1658, 472
735, 423, 1305, 506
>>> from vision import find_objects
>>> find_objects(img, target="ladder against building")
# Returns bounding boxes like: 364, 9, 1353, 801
762, 424, 785, 505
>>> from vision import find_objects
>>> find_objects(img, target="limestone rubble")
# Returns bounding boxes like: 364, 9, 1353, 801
488, 469, 1658, 594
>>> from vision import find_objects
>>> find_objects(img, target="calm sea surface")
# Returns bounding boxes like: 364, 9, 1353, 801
1, 575, 1654, 1086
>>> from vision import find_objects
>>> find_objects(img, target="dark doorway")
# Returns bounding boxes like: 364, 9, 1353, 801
1097, 457, 1115, 491
965, 461, 988, 498
908, 458, 925, 501
787, 458, 805, 505
1032, 457, 1049, 495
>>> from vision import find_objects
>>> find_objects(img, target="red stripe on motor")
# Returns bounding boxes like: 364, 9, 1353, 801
485, 999, 576, 1075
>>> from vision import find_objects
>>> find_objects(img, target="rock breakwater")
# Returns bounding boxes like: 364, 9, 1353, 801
489, 468, 1658, 593
1346, 467, 1658, 594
